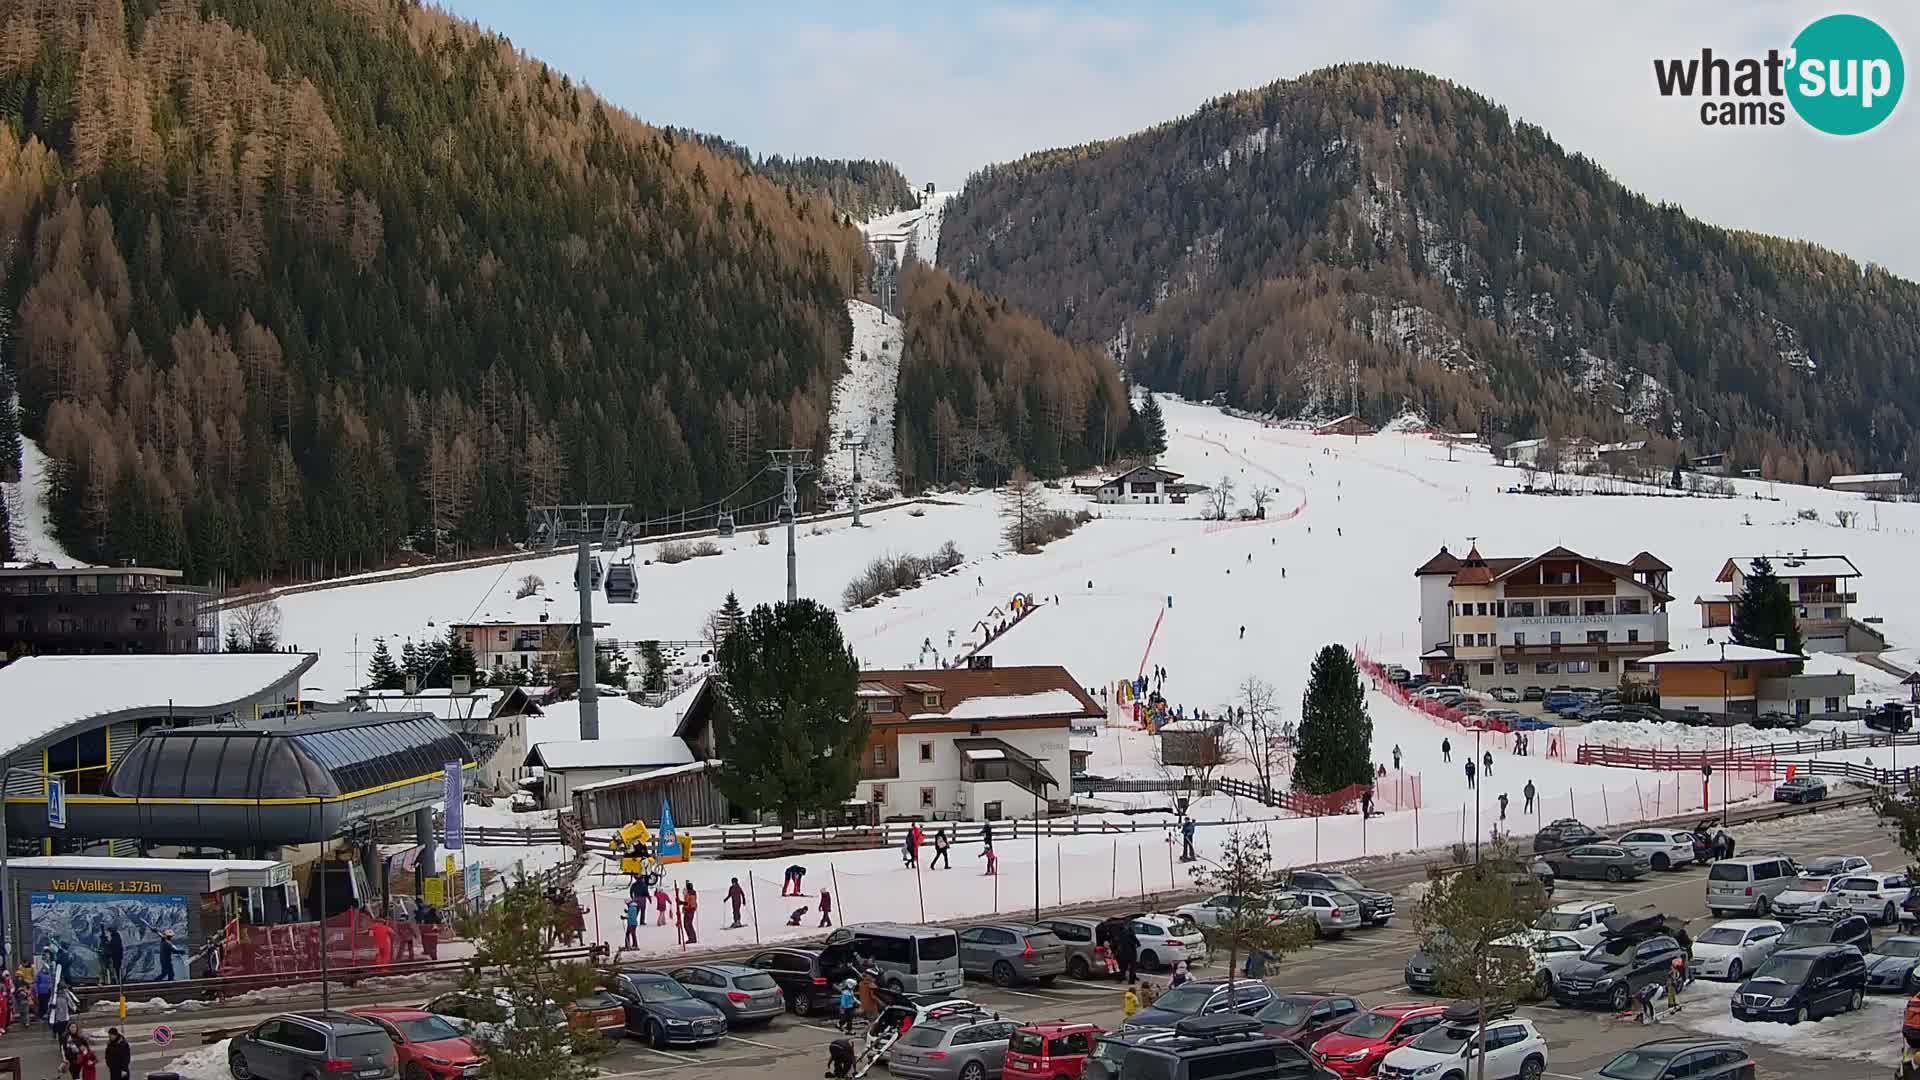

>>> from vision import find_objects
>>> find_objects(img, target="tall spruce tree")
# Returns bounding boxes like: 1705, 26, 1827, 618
400, 640, 427, 689
638, 640, 667, 693
1295, 643, 1373, 793
719, 591, 745, 639
1730, 557, 1804, 661
365, 638, 403, 690
710, 599, 866, 836
1138, 394, 1169, 458
444, 625, 478, 683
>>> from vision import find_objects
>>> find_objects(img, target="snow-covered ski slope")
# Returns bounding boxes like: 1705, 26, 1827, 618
3, 433, 81, 566
862, 191, 952, 269
819, 300, 902, 495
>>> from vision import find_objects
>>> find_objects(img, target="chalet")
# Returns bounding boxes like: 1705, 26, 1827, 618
1313, 414, 1375, 437
453, 619, 609, 673
523, 735, 697, 809
1413, 544, 1672, 691
1095, 465, 1185, 505
1638, 642, 1854, 721
1828, 472, 1907, 497
675, 663, 1100, 821
1593, 440, 1649, 469
1696, 554, 1880, 653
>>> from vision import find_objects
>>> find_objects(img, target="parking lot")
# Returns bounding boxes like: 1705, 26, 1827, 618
1, 805, 1899, 1079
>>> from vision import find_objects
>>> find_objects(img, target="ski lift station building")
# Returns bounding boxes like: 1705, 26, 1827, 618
0, 653, 475, 851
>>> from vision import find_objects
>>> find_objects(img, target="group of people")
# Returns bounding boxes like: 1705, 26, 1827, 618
900, 823, 999, 874
0, 953, 133, 1080
618, 870, 840, 944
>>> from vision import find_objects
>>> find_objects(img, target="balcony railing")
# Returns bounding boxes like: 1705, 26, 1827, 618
1794, 590, 1857, 605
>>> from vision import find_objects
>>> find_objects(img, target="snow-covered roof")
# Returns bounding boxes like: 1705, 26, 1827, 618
944, 690, 1089, 720
0, 653, 317, 758
1829, 472, 1904, 485
528, 693, 681, 747
1594, 440, 1647, 454
570, 760, 711, 793
1720, 555, 1861, 581
1638, 643, 1804, 665
350, 687, 510, 722
961, 747, 1005, 761
6, 855, 285, 872
1504, 438, 1547, 450
526, 736, 695, 770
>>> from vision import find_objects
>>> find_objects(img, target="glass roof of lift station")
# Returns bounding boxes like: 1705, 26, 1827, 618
106, 714, 473, 800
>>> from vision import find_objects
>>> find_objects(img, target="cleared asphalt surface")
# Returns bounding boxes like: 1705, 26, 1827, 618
0, 801, 1901, 1079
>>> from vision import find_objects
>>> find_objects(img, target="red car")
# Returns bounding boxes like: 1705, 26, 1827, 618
1305, 1003, 1449, 1078
1005, 1021, 1105, 1078
351, 1007, 486, 1079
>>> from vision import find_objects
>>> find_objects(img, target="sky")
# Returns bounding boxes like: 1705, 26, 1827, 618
438, 1, 1920, 280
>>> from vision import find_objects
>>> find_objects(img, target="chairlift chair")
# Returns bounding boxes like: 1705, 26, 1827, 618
717, 510, 736, 538
777, 504, 795, 527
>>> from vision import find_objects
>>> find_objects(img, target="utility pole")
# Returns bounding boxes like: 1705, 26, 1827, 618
768, 450, 814, 604
576, 541, 599, 740
841, 433, 869, 527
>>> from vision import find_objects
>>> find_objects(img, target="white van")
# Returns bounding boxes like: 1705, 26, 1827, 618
1707, 855, 1800, 916
820, 924, 963, 995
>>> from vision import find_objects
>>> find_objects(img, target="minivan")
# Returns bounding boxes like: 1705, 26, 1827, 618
820, 924, 962, 995
1708, 855, 1799, 917
1731, 945, 1866, 1024
228, 1011, 399, 1080
1118, 1015, 1329, 1080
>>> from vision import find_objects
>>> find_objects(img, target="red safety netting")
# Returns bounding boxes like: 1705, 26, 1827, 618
223, 910, 417, 977
1354, 649, 1518, 736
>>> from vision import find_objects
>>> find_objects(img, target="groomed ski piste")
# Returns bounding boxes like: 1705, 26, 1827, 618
275, 395, 1920, 959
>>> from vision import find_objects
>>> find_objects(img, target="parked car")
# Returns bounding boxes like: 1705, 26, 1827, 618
1863, 936, 1920, 993
1006, 1021, 1105, 1080
1706, 855, 1800, 917
889, 1015, 1023, 1080
1770, 877, 1846, 920
1116, 1015, 1327, 1080
1553, 931, 1687, 1012
228, 1011, 400, 1080
1046, 917, 1120, 980
1731, 944, 1866, 1023
1779, 912, 1873, 954
665, 962, 786, 1027
1490, 930, 1591, 999
1123, 913, 1209, 970
1489, 687, 1521, 703
744, 946, 846, 1017
1867, 702, 1913, 734
959, 923, 1069, 986
1377, 1005, 1548, 1080
1611, 830, 1696, 872
1543, 845, 1650, 883
1532, 819, 1607, 854
1532, 902, 1620, 947
1123, 979, 1273, 1031
1295, 890, 1365, 938
1175, 893, 1312, 935
1087, 1029, 1182, 1080
1832, 871, 1915, 925
865, 998, 990, 1064
1404, 933, 1446, 994
1801, 855, 1873, 879
1686, 920, 1784, 982
1774, 776, 1829, 803
1284, 870, 1396, 927
1590, 1038, 1757, 1080
346, 1008, 484, 1080
1253, 991, 1361, 1046
608, 970, 728, 1048
821, 924, 964, 996
1306, 1002, 1448, 1078
1522, 686, 1546, 702
419, 989, 569, 1045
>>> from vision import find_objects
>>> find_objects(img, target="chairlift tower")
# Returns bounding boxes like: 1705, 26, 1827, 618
767, 449, 814, 604
840, 432, 869, 528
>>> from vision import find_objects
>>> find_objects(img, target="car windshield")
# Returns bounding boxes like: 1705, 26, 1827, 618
1256, 999, 1307, 1026
1708, 864, 1751, 882
1535, 911, 1588, 931
1150, 986, 1214, 1015
1410, 1025, 1475, 1053
633, 980, 691, 1003
1879, 940, 1920, 959
1697, 928, 1747, 946
1598, 1049, 1678, 1080
1338, 1011, 1401, 1039
1755, 954, 1817, 982
1582, 939, 1635, 967
395, 1016, 464, 1043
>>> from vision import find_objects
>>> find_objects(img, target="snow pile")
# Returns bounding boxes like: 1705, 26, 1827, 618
164, 1038, 232, 1080
945, 690, 1087, 720
3, 432, 82, 565
819, 300, 902, 497
1674, 983, 1900, 1067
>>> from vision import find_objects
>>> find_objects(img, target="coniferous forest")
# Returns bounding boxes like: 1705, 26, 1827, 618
0, 0, 866, 580
941, 64, 1920, 481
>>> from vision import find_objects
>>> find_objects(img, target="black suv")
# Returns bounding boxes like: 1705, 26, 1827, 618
1780, 912, 1873, 954
1283, 869, 1394, 926
1595, 1038, 1756, 1080
1732, 945, 1866, 1024
743, 946, 850, 1017
1553, 925, 1687, 1012
1868, 702, 1914, 734
1533, 818, 1606, 854
1116, 1015, 1333, 1080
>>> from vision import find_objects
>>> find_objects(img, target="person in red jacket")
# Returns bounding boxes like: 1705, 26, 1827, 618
370, 919, 394, 966
818, 888, 833, 927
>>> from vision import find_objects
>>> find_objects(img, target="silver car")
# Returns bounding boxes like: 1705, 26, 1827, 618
1292, 890, 1362, 939
1044, 917, 1118, 980
1771, 876, 1846, 920
665, 962, 786, 1026
889, 1016, 1022, 1080
1491, 930, 1590, 998
228, 1012, 398, 1080
959, 923, 1068, 986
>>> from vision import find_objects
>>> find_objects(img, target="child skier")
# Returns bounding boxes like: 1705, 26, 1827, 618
1122, 982, 1139, 1021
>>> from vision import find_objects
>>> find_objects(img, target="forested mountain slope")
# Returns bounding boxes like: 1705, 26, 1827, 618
940, 64, 1920, 480
0, 0, 865, 580
671, 130, 921, 220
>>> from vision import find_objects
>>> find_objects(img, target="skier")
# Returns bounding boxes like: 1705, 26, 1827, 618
782, 864, 807, 897
1497, 793, 1509, 821
1391, 745, 1402, 771
1523, 779, 1537, 813
1246, 553, 1252, 564
1441, 737, 1452, 763
1464, 759, 1476, 789
623, 897, 641, 949
726, 878, 747, 929
818, 888, 834, 927
1482, 750, 1494, 778
1361, 788, 1373, 817
1239, 626, 1245, 639
931, 829, 951, 870
1180, 819, 1197, 861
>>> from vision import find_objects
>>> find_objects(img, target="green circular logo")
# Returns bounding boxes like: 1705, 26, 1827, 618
1787, 14, 1904, 135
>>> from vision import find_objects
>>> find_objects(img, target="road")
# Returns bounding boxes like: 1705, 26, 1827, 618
1, 805, 1902, 1079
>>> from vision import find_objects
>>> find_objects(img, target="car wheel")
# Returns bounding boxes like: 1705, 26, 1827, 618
1791, 1005, 1808, 1025
1519, 1056, 1545, 1080
649, 1020, 668, 1049
790, 991, 811, 1017
1534, 970, 1553, 999
1886, 903, 1899, 926
229, 1049, 253, 1080
1849, 988, 1865, 1012
1609, 983, 1631, 1012
1755, 896, 1771, 917
991, 960, 1018, 987
1068, 955, 1090, 980
1606, 866, 1625, 883
1140, 949, 1161, 970
960, 1063, 987, 1080
404, 1065, 430, 1080
1651, 853, 1670, 872
1727, 959, 1742, 981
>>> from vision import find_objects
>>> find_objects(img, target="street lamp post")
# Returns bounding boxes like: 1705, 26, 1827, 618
1716, 640, 1728, 812
1473, 725, 1483, 862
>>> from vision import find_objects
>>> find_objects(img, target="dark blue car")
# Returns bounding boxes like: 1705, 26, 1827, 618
1121, 979, 1272, 1031
612, 970, 728, 1048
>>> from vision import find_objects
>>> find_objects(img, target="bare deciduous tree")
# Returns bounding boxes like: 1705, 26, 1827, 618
1156, 720, 1240, 797
1000, 466, 1046, 551
1248, 485, 1272, 516
1206, 473, 1236, 520
514, 573, 545, 600
1226, 675, 1285, 798
225, 598, 283, 652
